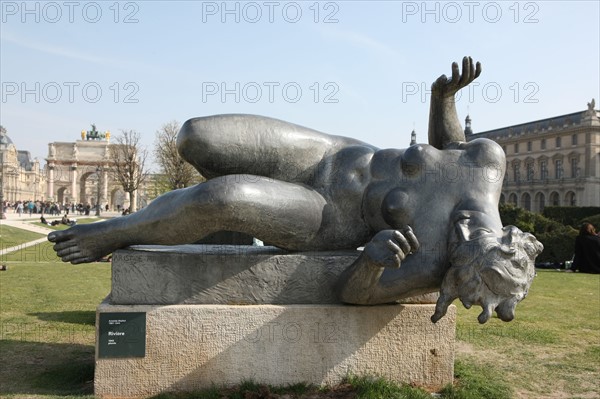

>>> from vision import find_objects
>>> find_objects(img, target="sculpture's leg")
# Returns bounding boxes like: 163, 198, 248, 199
48, 176, 328, 264
176, 114, 371, 181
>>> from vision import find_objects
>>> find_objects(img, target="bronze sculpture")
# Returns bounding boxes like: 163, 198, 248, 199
49, 57, 542, 323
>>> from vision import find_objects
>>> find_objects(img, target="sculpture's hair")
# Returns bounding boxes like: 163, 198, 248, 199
431, 225, 543, 324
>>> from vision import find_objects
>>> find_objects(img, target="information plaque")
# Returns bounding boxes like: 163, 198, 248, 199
98, 312, 146, 358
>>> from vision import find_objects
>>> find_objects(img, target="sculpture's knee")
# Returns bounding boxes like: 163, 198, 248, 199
177, 118, 209, 163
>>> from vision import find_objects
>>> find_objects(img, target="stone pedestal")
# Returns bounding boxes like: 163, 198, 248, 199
110, 245, 439, 305
95, 245, 454, 398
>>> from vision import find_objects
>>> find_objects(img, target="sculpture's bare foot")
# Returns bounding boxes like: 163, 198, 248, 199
48, 223, 123, 264
432, 56, 481, 98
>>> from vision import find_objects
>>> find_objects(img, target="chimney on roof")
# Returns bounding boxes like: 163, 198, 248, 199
464, 114, 473, 136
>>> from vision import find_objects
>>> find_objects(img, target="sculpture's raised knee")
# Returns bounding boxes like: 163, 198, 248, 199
177, 117, 225, 177
177, 118, 208, 162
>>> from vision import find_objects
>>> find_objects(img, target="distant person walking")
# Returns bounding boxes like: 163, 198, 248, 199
16, 201, 24, 217
571, 222, 600, 274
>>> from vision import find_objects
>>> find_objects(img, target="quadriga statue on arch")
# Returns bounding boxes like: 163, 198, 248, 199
49, 57, 542, 324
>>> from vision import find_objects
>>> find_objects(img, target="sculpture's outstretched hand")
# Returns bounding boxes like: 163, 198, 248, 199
364, 227, 419, 269
432, 56, 481, 98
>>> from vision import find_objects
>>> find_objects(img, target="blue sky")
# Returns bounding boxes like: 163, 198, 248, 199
1, 1, 599, 170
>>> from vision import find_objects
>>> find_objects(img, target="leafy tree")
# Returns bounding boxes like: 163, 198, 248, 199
153, 121, 203, 194
109, 130, 148, 212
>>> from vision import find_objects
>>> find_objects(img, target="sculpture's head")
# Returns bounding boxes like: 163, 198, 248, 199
431, 215, 543, 324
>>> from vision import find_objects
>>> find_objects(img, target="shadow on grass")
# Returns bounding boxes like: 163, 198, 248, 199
29, 310, 96, 326
0, 339, 95, 396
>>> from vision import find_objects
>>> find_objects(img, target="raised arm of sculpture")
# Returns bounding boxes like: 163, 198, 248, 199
428, 56, 481, 149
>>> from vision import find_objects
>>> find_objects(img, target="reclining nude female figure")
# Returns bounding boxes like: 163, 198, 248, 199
49, 57, 542, 323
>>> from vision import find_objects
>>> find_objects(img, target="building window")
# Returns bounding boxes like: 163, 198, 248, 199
526, 163, 534, 181
513, 163, 521, 182
550, 192, 560, 206
541, 139, 546, 150
571, 158, 579, 178
514, 143, 519, 154
566, 192, 576, 206
521, 193, 532, 211
536, 192, 545, 212
556, 137, 561, 148
572, 134, 578, 146
527, 141, 532, 152
555, 159, 563, 179
540, 160, 548, 180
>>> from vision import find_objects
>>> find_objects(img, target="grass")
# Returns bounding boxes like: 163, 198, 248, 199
0, 262, 110, 396
0, 224, 598, 398
0, 224, 46, 249
455, 270, 600, 398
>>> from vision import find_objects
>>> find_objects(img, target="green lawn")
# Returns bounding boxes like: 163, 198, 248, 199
0, 261, 110, 396
0, 224, 46, 249
0, 225, 598, 398
455, 270, 600, 398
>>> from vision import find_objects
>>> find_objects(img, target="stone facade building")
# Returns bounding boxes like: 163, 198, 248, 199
465, 100, 600, 212
0, 128, 45, 203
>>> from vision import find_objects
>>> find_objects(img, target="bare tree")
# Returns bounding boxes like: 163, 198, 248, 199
153, 120, 203, 193
109, 130, 148, 212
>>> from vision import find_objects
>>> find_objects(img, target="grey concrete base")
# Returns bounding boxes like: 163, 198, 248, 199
95, 302, 456, 398
110, 245, 439, 305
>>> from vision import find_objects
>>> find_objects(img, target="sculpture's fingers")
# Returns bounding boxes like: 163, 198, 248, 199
402, 226, 420, 252
386, 239, 405, 262
392, 230, 411, 256
392, 253, 402, 268
468, 57, 475, 82
459, 56, 470, 86
451, 62, 460, 84
474, 61, 482, 79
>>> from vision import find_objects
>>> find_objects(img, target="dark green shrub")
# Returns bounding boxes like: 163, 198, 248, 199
499, 204, 577, 263
542, 207, 600, 227
576, 214, 600, 231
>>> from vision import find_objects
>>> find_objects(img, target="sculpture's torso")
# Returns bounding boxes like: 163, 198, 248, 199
306, 138, 506, 259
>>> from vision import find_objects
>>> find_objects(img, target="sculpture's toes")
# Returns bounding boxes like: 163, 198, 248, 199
48, 230, 73, 243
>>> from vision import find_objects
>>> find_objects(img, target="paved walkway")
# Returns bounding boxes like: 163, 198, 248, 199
0, 211, 120, 257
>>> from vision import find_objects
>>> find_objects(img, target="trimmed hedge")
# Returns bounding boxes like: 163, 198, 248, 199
542, 206, 600, 228
577, 214, 600, 231
499, 204, 577, 263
